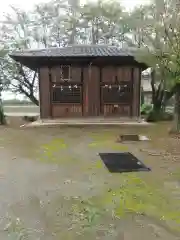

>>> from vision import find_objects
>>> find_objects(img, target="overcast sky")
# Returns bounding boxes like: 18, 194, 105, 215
1, 0, 150, 100
0, 0, 151, 16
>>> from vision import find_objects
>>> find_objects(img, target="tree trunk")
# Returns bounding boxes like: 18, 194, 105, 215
29, 95, 39, 106
153, 98, 163, 111
0, 103, 6, 125
0, 87, 6, 125
152, 88, 164, 117
141, 87, 145, 105
171, 84, 180, 133
151, 70, 163, 115
21, 90, 39, 106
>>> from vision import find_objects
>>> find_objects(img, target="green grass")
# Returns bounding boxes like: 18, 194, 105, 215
40, 138, 68, 163
104, 175, 180, 228
71, 199, 102, 229
171, 168, 180, 181
88, 140, 129, 151
36, 133, 180, 233
4, 217, 29, 240
64, 175, 180, 233
1, 123, 180, 237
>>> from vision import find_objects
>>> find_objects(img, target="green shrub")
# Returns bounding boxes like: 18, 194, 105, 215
141, 103, 153, 115
146, 110, 158, 122
23, 116, 38, 122
161, 112, 174, 121
146, 110, 173, 122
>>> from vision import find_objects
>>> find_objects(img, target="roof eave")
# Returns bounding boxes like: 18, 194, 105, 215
9, 54, 148, 71
9, 54, 38, 70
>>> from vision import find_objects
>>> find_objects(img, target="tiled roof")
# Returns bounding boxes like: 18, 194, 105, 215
10, 45, 138, 58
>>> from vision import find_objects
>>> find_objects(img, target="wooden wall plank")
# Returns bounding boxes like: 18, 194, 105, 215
102, 105, 130, 116
124, 67, 131, 81
39, 67, 51, 119
50, 66, 61, 82
52, 104, 82, 118
71, 67, 81, 82
117, 67, 123, 82
102, 66, 116, 83
117, 67, 131, 82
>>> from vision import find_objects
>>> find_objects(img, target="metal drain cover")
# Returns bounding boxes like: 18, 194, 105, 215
118, 134, 150, 142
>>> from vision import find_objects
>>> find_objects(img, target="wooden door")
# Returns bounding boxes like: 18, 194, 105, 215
100, 66, 133, 117
50, 65, 83, 118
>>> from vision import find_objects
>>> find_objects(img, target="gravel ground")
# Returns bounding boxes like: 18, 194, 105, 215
0, 121, 179, 239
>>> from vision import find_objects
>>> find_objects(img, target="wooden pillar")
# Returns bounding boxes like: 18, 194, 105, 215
89, 66, 100, 116
39, 67, 51, 119
132, 67, 141, 118
83, 67, 89, 116
83, 66, 100, 116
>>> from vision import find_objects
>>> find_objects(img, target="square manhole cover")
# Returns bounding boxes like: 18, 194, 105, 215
99, 152, 151, 173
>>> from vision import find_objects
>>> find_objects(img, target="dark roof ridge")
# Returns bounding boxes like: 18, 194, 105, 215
10, 44, 138, 58
12, 44, 123, 53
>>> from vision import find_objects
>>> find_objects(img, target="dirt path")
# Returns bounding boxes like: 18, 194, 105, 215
0, 124, 179, 239
0, 152, 178, 240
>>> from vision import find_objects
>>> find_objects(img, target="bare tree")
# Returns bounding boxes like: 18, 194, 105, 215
0, 0, 131, 105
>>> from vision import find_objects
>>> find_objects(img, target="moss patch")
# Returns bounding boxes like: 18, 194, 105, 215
171, 168, 180, 181
39, 138, 69, 163
89, 174, 180, 232
36, 132, 180, 232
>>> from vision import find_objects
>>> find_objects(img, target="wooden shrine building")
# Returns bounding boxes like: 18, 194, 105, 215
10, 45, 147, 119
